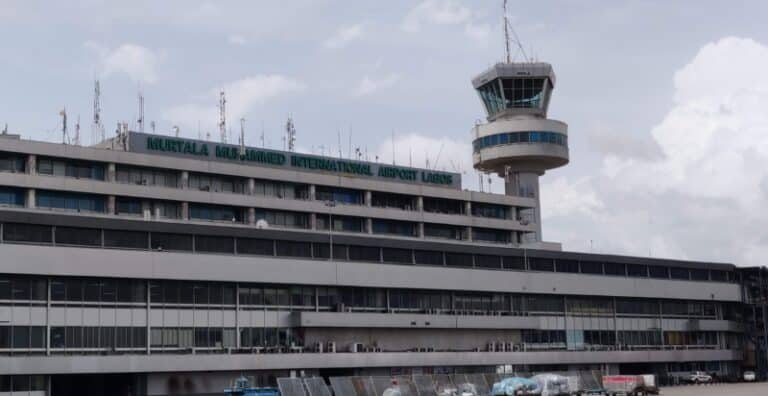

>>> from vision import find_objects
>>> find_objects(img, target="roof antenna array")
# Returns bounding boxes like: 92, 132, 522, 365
285, 116, 296, 152
239, 118, 246, 156
218, 90, 227, 143
502, 0, 530, 63
59, 108, 68, 144
92, 80, 105, 144
137, 88, 145, 133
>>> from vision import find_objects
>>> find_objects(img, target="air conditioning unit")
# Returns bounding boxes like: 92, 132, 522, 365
326, 341, 336, 353
349, 343, 363, 353
314, 342, 324, 353
487, 342, 496, 352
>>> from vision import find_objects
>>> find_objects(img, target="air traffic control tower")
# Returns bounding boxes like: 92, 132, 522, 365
471, 62, 569, 244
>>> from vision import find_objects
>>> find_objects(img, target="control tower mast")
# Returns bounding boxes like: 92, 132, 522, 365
471, 2, 569, 245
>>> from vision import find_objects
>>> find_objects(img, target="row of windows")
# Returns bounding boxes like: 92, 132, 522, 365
37, 156, 105, 180
477, 78, 548, 116
0, 375, 46, 392
49, 326, 146, 349
2, 275, 728, 321
472, 131, 568, 153
0, 222, 736, 283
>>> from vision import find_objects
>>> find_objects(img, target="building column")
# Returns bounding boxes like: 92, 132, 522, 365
309, 213, 317, 230
364, 191, 372, 207
248, 178, 255, 195
26, 154, 36, 175
248, 208, 256, 225
107, 195, 116, 215
416, 196, 424, 212
418, 223, 425, 238
366, 218, 373, 234
465, 201, 472, 216
146, 280, 151, 355
180, 171, 189, 189
181, 202, 189, 220
309, 185, 316, 201
26, 188, 36, 208
107, 163, 116, 182
466, 226, 473, 242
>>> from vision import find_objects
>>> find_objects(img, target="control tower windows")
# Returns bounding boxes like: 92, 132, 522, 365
502, 78, 546, 109
477, 80, 505, 116
424, 223, 467, 241
37, 157, 105, 180
371, 191, 417, 211
471, 202, 510, 219
315, 186, 363, 205
372, 219, 417, 237
423, 197, 465, 215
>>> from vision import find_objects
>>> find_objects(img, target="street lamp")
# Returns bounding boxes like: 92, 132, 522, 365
324, 200, 336, 260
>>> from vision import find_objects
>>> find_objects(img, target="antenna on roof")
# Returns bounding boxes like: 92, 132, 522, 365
137, 87, 145, 132
218, 90, 227, 143
391, 130, 396, 165
502, 0, 530, 63
150, 121, 156, 133
239, 117, 246, 156
74, 115, 81, 146
173, 125, 180, 137
92, 80, 104, 144
285, 116, 296, 152
59, 108, 68, 144
260, 121, 265, 148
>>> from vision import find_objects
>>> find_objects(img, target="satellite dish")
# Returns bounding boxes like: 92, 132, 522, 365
255, 219, 269, 229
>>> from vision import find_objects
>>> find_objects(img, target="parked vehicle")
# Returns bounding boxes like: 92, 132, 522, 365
684, 371, 712, 384
743, 371, 756, 382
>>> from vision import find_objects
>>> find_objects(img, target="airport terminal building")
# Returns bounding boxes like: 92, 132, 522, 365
0, 61, 765, 395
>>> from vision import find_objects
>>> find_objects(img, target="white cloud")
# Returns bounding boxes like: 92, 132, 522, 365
402, 0, 490, 41
228, 34, 247, 46
543, 37, 768, 266
323, 24, 364, 49
87, 42, 161, 84
163, 75, 305, 131
354, 73, 400, 96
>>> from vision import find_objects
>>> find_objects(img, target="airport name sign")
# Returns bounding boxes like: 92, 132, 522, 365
139, 133, 457, 187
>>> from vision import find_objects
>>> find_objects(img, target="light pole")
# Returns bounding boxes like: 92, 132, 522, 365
324, 200, 336, 260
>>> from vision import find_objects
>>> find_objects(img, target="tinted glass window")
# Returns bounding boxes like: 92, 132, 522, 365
151, 233, 193, 251
627, 264, 648, 278
104, 230, 148, 249
312, 243, 347, 260
556, 259, 579, 273
55, 227, 101, 246
382, 248, 412, 264
670, 267, 690, 280
604, 262, 626, 276
529, 257, 554, 272
503, 256, 526, 270
195, 235, 234, 254
475, 255, 501, 269
3, 223, 52, 243
236, 238, 274, 256
445, 253, 472, 268
275, 241, 311, 258
649, 266, 669, 279
415, 250, 443, 266
580, 261, 603, 274
349, 245, 380, 262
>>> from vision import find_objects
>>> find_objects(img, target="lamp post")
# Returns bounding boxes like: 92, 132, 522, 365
324, 200, 336, 260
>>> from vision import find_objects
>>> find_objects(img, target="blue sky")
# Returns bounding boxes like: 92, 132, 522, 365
2, 0, 768, 265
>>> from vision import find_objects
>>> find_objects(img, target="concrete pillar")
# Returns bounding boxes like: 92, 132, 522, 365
248, 208, 256, 225
107, 195, 116, 214
26, 154, 36, 175
466, 226, 473, 242
418, 223, 425, 238
366, 218, 373, 234
465, 201, 472, 216
26, 189, 35, 208
180, 171, 189, 189
309, 185, 316, 200
309, 213, 317, 229
248, 178, 255, 195
364, 191, 372, 206
509, 206, 517, 221
416, 196, 424, 212
181, 202, 189, 220
107, 163, 116, 182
